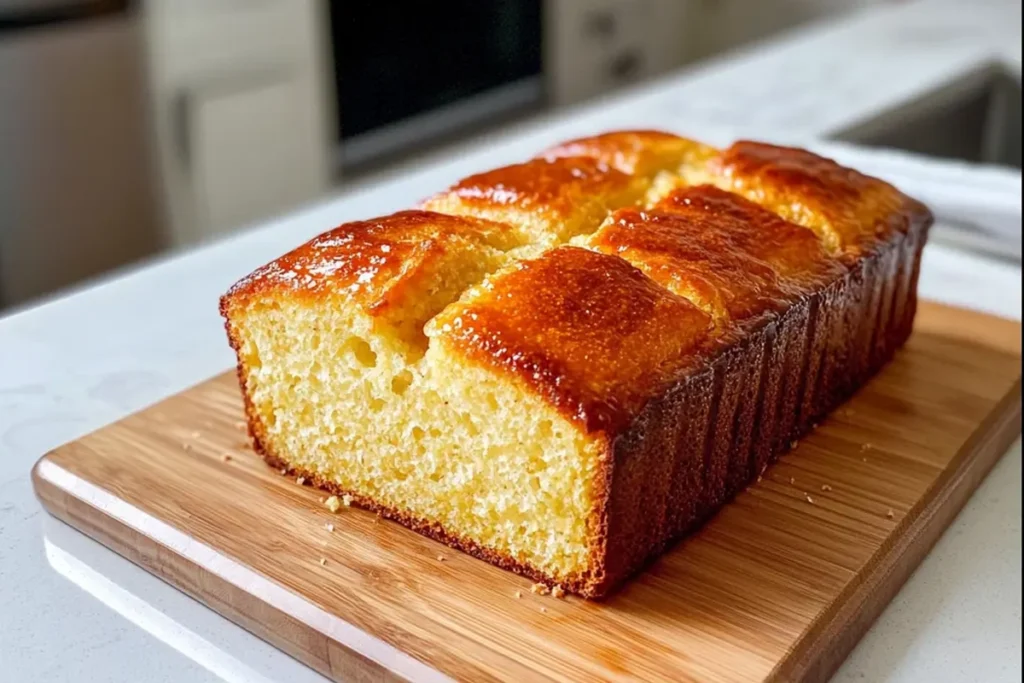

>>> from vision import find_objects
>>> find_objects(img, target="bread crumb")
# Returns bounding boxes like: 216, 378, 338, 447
342, 494, 353, 507
862, 457, 868, 463
324, 523, 334, 532
325, 496, 342, 513
790, 440, 799, 449
181, 443, 192, 451
319, 558, 327, 566
530, 583, 550, 596
805, 494, 814, 504
789, 477, 796, 485
861, 442, 873, 451
296, 476, 306, 486
540, 607, 547, 613
279, 468, 287, 475
436, 554, 445, 562
514, 590, 522, 599
820, 484, 832, 492
756, 475, 763, 483
221, 453, 232, 463
551, 586, 566, 599
886, 508, 895, 519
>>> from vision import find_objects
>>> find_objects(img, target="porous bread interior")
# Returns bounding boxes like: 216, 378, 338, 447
229, 291, 604, 583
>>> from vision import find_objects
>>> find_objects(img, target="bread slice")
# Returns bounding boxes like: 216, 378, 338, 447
222, 132, 932, 597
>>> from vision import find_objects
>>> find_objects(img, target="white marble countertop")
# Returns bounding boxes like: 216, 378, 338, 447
1, 1, 1020, 681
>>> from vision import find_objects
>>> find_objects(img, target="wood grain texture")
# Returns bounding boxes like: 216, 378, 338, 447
32, 301, 1021, 683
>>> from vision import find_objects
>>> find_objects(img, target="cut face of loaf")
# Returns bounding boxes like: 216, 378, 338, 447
222, 131, 932, 597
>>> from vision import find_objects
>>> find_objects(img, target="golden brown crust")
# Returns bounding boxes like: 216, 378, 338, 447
429, 246, 713, 435
652, 185, 847, 292
420, 157, 647, 242
588, 207, 789, 329
710, 141, 932, 257
539, 129, 719, 178
222, 210, 520, 313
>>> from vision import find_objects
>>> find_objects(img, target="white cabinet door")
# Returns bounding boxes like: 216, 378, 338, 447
144, 0, 334, 246
545, 0, 692, 107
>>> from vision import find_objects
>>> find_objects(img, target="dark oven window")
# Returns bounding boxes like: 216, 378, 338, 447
329, 1, 542, 144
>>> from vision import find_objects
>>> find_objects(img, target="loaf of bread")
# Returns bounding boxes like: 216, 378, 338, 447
221, 131, 932, 598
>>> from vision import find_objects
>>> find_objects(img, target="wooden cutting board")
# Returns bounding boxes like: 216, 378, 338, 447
33, 301, 1021, 683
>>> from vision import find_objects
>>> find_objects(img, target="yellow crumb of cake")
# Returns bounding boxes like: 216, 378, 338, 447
530, 583, 550, 595
325, 496, 342, 513
551, 586, 565, 599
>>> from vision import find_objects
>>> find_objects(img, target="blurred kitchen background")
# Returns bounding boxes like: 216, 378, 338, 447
0, 0, 1020, 311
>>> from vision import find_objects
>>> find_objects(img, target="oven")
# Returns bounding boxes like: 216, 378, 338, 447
328, 1, 544, 172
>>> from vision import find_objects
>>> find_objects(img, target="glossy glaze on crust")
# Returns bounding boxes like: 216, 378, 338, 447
428, 246, 713, 435
652, 185, 848, 291
223, 210, 521, 312
712, 141, 930, 256
587, 207, 792, 327
539, 130, 719, 178
420, 156, 646, 242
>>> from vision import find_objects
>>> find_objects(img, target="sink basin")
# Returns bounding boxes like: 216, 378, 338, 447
832, 63, 1022, 170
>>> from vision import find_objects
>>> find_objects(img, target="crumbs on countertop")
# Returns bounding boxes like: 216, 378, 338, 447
296, 476, 306, 486
805, 494, 814, 504
551, 585, 566, 599
325, 496, 342, 513
820, 484, 832, 492
887, 508, 895, 519
514, 590, 522, 599
342, 494, 353, 507
530, 583, 550, 596
324, 522, 334, 532
221, 453, 232, 463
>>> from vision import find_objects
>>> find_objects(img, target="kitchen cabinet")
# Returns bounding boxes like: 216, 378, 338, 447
545, 0, 692, 107
143, 0, 334, 247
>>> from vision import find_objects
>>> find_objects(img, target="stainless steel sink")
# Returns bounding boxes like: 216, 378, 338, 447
832, 63, 1021, 170
829, 63, 1022, 264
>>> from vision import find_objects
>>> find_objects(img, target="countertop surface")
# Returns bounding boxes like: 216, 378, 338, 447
1, 0, 1021, 681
